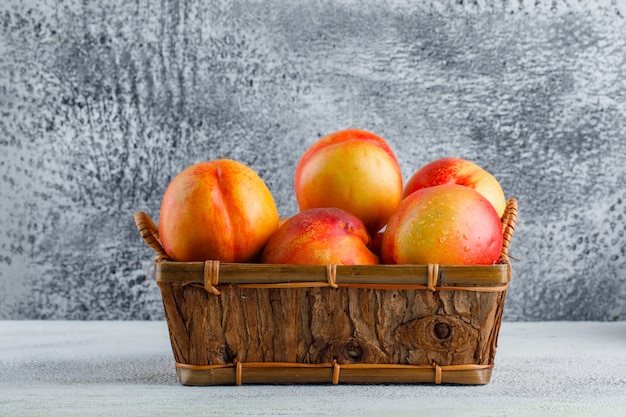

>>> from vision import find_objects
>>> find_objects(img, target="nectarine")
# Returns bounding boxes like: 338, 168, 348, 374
403, 157, 506, 217
159, 159, 279, 262
382, 184, 503, 265
261, 207, 380, 265
294, 129, 403, 234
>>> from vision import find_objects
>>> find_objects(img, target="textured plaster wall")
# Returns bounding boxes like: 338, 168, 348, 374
1, 0, 625, 320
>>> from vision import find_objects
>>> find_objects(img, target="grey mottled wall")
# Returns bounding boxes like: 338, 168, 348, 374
1, 0, 625, 320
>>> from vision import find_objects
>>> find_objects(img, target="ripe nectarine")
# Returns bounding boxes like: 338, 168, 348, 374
261, 207, 379, 265
382, 184, 503, 265
294, 129, 403, 234
159, 159, 279, 262
403, 157, 506, 217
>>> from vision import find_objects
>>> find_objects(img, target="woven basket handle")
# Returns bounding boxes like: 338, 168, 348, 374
500, 198, 518, 261
134, 211, 168, 260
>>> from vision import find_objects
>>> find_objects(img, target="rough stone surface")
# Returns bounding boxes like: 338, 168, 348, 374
1, 0, 625, 320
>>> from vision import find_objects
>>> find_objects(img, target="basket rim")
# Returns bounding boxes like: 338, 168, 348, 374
153, 260, 511, 291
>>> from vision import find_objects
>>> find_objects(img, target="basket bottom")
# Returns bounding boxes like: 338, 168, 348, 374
175, 362, 494, 386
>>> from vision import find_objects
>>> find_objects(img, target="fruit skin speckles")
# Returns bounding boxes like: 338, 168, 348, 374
381, 184, 503, 265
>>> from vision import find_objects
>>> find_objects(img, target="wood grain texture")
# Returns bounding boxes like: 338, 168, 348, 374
1, 0, 625, 320
158, 283, 505, 368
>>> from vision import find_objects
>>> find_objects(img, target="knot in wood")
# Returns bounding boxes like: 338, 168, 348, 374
343, 341, 364, 361
319, 337, 387, 364
434, 322, 451, 340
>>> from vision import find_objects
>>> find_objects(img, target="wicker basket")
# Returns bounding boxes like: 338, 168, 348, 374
134, 198, 518, 386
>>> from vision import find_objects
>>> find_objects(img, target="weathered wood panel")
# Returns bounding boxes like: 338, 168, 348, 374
159, 283, 504, 367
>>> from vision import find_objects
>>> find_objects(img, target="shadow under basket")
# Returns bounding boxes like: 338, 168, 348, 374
134, 198, 518, 386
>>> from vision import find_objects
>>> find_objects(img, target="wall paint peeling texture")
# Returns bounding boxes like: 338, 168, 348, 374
1, 0, 625, 320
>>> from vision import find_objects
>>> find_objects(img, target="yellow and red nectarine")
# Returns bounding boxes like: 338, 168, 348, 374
294, 129, 403, 235
403, 157, 506, 217
261, 207, 379, 265
382, 184, 503, 265
158, 159, 279, 263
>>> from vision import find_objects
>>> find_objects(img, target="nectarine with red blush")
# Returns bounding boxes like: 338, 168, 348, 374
294, 129, 403, 235
403, 157, 506, 217
261, 207, 379, 265
159, 159, 279, 262
382, 184, 503, 265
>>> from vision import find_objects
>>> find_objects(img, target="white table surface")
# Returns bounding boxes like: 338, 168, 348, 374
1, 320, 625, 417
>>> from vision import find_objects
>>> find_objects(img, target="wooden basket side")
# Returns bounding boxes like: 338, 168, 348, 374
156, 283, 506, 368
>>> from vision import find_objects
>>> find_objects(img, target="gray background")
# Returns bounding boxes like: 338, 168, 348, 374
1, 0, 625, 321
